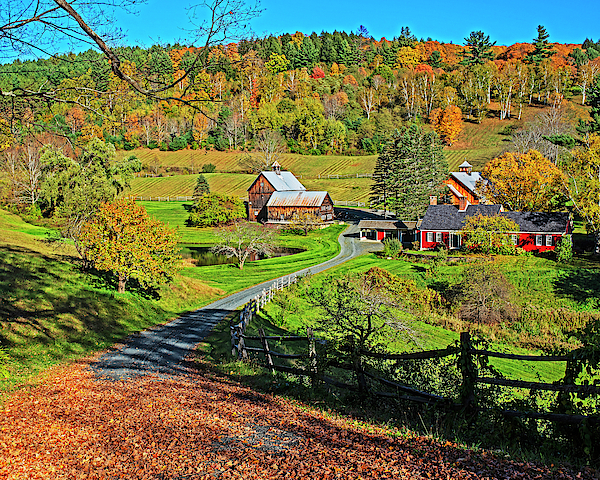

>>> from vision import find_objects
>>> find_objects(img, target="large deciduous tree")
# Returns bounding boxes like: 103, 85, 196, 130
430, 105, 463, 145
79, 198, 181, 293
462, 214, 520, 255
371, 124, 447, 220
562, 134, 600, 253
211, 221, 274, 269
39, 138, 141, 250
478, 149, 566, 211
187, 193, 245, 227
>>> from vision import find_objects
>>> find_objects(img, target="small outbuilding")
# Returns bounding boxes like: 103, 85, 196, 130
358, 219, 419, 243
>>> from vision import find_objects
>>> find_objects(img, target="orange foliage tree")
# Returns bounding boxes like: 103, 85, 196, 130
79, 199, 181, 293
479, 150, 566, 211
430, 105, 463, 145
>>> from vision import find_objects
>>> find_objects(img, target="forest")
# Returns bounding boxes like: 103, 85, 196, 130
1, 26, 599, 160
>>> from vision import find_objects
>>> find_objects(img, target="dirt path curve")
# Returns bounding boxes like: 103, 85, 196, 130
91, 220, 382, 380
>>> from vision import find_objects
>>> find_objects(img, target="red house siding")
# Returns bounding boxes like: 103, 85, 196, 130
515, 233, 562, 252
421, 230, 565, 252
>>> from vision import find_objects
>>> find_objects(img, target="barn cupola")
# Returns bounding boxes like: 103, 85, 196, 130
272, 161, 281, 175
458, 161, 472, 175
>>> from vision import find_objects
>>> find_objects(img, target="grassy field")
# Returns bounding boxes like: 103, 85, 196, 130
128, 173, 375, 203
129, 148, 377, 177
0, 208, 225, 393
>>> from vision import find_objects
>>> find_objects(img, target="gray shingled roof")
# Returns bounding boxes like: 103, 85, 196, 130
501, 211, 571, 233
420, 204, 570, 233
260, 171, 306, 191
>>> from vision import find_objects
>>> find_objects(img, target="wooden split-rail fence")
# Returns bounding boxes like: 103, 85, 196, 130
234, 330, 600, 426
230, 274, 298, 359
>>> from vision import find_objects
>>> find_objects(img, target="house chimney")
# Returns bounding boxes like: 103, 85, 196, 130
459, 197, 468, 211
429, 195, 437, 206
272, 160, 281, 175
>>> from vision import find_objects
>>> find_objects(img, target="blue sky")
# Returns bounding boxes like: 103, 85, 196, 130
119, 0, 599, 49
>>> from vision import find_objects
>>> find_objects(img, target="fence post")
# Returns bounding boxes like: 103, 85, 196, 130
459, 332, 477, 416
307, 327, 318, 387
259, 328, 274, 372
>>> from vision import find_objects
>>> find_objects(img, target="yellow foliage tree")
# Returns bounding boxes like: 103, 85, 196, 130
430, 105, 463, 145
479, 150, 566, 211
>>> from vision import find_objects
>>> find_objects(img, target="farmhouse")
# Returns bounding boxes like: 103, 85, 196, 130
247, 162, 334, 223
419, 203, 571, 252
358, 219, 419, 243
445, 161, 484, 208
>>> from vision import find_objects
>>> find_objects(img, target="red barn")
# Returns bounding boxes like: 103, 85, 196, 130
445, 161, 484, 208
419, 204, 571, 252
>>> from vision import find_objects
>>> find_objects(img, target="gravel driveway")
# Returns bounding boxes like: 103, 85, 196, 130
91, 220, 381, 380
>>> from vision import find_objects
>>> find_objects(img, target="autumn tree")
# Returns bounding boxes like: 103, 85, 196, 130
462, 214, 520, 255
211, 221, 274, 269
308, 272, 415, 391
456, 262, 516, 324
39, 138, 141, 251
461, 31, 496, 65
561, 134, 600, 252
288, 210, 323, 235
430, 105, 463, 145
79, 199, 181, 293
479, 150, 566, 211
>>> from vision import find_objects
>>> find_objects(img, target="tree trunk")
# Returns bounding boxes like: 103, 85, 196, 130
118, 275, 127, 293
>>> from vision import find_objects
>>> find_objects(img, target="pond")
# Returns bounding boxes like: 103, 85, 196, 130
180, 245, 305, 267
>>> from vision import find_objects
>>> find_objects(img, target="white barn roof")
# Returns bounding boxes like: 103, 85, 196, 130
260, 171, 306, 191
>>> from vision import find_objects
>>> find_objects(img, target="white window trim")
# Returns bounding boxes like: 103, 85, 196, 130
536, 235, 543, 246
546, 235, 553, 246
435, 232, 443, 243
426, 232, 434, 243
511, 234, 518, 246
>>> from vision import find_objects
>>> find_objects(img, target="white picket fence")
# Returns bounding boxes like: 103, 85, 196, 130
231, 273, 298, 359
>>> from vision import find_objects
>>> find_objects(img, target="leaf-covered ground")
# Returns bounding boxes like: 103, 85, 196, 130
0, 360, 597, 480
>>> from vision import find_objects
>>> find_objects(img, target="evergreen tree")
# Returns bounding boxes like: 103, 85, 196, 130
372, 124, 447, 220
527, 25, 555, 65
370, 146, 396, 217
461, 31, 496, 65
193, 174, 210, 201
588, 76, 600, 133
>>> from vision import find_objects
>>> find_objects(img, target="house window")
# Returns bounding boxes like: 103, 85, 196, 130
536, 235, 543, 246
435, 232, 443, 243
546, 235, 553, 246
511, 234, 518, 246
426, 232, 434, 243
450, 233, 461, 249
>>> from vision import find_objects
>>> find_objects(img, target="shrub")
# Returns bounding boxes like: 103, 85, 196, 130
555, 235, 573, 263
202, 163, 216, 173
382, 237, 403, 257
187, 193, 245, 227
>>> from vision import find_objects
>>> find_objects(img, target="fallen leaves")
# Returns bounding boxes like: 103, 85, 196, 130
0, 361, 597, 479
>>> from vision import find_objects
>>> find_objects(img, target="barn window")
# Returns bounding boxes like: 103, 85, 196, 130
546, 235, 553, 246
435, 232, 442, 243
536, 235, 543, 246
511, 234, 518, 246
426, 232, 434, 243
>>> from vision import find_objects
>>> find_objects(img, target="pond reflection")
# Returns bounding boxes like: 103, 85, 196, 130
180, 246, 304, 267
